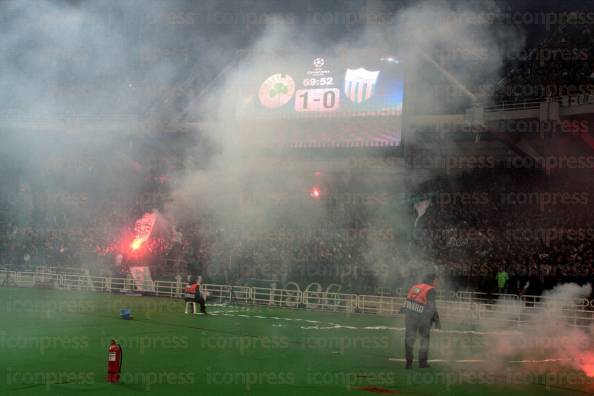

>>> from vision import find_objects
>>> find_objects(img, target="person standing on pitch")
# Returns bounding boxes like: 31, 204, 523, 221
402, 273, 441, 369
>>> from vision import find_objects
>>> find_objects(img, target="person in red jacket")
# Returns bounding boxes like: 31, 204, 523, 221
402, 273, 441, 369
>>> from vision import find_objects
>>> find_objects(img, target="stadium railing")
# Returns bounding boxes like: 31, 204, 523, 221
253, 286, 301, 308
303, 290, 358, 313
357, 294, 403, 315
483, 98, 556, 113
2, 269, 594, 327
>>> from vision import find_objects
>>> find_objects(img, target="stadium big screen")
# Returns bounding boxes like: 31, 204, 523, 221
237, 49, 405, 149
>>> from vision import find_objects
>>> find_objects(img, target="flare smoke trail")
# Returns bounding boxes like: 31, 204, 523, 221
481, 283, 594, 377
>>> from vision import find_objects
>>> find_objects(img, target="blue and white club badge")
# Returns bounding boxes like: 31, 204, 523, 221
344, 68, 380, 104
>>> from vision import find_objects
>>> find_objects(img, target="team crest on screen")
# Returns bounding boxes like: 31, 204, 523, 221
344, 68, 380, 104
258, 73, 295, 109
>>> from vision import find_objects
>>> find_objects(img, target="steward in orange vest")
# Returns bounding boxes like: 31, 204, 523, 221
183, 281, 199, 314
184, 282, 198, 300
402, 273, 441, 369
183, 277, 207, 315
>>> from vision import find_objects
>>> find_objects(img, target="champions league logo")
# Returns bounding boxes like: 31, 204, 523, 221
307, 58, 330, 77
344, 68, 380, 104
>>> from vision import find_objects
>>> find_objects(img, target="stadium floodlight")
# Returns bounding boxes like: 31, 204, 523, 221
421, 52, 477, 104
380, 57, 400, 64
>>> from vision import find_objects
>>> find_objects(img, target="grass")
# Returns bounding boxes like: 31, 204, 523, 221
0, 286, 592, 395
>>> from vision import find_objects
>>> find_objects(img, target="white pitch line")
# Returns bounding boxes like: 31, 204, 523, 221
389, 358, 487, 363
389, 358, 571, 364
510, 359, 570, 363
299, 324, 518, 336
199, 310, 524, 337
455, 360, 490, 363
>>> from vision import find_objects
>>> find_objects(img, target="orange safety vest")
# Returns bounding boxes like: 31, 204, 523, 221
403, 283, 434, 314
184, 284, 198, 300
406, 283, 434, 305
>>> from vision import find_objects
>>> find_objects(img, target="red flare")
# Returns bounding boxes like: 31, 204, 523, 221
578, 352, 594, 377
310, 186, 321, 200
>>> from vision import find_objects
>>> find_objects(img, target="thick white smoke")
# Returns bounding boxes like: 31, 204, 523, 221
0, 0, 526, 291
481, 283, 594, 376
0, 0, 230, 271
177, 0, 524, 289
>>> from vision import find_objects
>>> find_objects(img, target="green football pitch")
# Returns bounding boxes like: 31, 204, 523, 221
1, 287, 592, 395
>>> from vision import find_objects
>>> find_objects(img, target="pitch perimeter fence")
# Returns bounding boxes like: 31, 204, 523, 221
1, 269, 594, 328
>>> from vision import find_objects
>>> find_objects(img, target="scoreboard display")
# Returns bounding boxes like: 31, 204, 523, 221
236, 51, 405, 148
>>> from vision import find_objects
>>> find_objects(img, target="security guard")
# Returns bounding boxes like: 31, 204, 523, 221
402, 273, 441, 369
183, 279, 199, 314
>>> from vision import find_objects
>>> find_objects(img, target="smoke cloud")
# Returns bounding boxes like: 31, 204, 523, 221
480, 283, 594, 376
0, 0, 230, 272
0, 0, 525, 291
176, 0, 524, 291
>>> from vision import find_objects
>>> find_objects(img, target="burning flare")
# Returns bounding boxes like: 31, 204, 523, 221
129, 211, 158, 252
130, 238, 143, 251
578, 352, 594, 377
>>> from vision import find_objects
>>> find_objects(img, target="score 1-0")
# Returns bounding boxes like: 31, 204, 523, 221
294, 88, 340, 112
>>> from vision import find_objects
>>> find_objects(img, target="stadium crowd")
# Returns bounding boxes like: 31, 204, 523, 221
3, 18, 594, 295
495, 23, 594, 103
414, 167, 594, 295
3, 163, 593, 298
